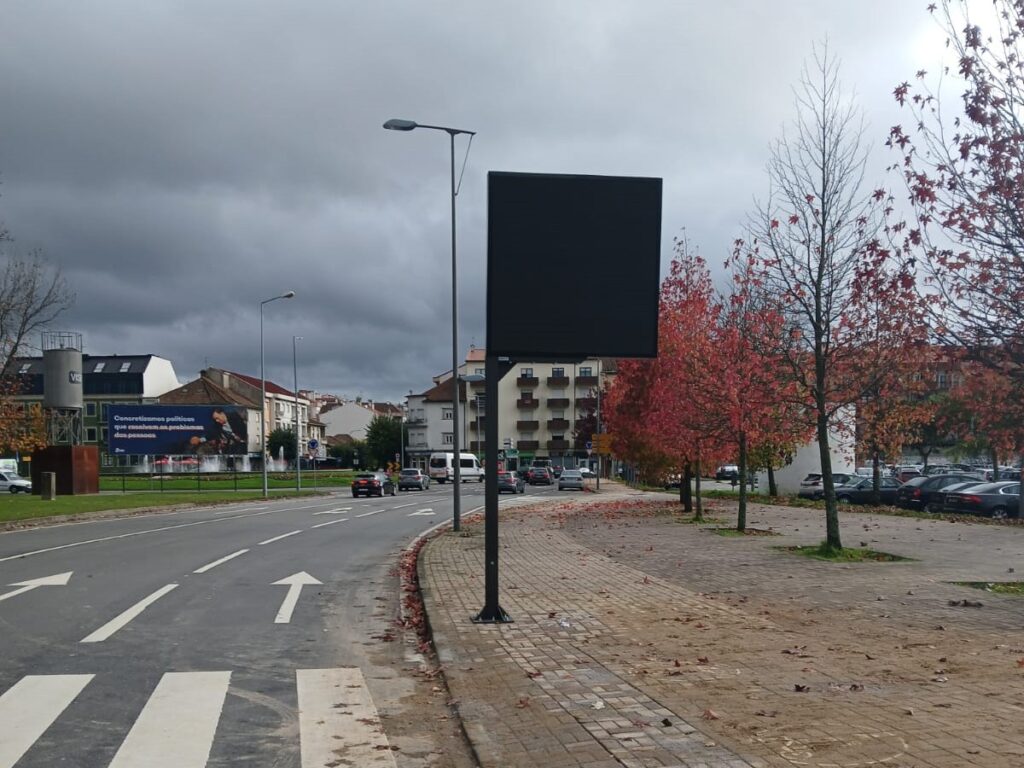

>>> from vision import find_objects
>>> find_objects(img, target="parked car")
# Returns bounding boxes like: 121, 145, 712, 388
942, 481, 1020, 518
351, 471, 396, 497
797, 473, 860, 500
0, 471, 31, 494
894, 472, 985, 512
833, 476, 902, 505
663, 473, 682, 489
927, 480, 987, 513
397, 468, 430, 491
527, 467, 554, 485
715, 464, 740, 482
558, 469, 585, 491
497, 471, 525, 494
579, 466, 596, 479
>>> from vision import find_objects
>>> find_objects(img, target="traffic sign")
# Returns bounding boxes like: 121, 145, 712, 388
585, 441, 592, 450
308, 439, 319, 450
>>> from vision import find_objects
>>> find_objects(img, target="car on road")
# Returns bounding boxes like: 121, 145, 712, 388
579, 466, 596, 479
558, 469, 585, 491
527, 467, 554, 485
0, 471, 31, 493
351, 471, 396, 497
894, 472, 985, 512
397, 468, 430, 491
797, 473, 860, 500
497, 471, 525, 494
942, 481, 1020, 518
715, 464, 740, 482
833, 476, 902, 505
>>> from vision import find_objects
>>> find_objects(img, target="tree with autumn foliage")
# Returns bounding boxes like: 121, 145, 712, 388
738, 46, 920, 551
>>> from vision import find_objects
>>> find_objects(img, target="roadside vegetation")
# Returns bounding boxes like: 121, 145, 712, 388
97, 470, 355, 493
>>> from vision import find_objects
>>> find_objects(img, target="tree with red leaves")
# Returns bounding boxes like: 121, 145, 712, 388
890, 0, 1024, 472
738, 46, 919, 551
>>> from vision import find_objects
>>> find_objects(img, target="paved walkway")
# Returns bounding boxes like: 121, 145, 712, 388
420, 484, 1024, 767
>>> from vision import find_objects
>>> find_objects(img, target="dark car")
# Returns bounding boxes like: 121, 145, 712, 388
833, 476, 903, 504
715, 464, 740, 482
527, 467, 554, 486
797, 473, 860, 500
397, 468, 430, 491
351, 471, 396, 497
942, 481, 1020, 518
894, 472, 985, 512
497, 471, 525, 494
927, 480, 986, 513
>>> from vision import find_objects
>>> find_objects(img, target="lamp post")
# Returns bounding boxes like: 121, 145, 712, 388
384, 117, 476, 531
293, 335, 303, 493
260, 290, 295, 498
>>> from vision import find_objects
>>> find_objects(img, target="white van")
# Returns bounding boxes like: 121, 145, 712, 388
428, 452, 483, 483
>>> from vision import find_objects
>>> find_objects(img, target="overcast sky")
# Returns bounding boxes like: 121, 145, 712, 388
0, 2, 948, 402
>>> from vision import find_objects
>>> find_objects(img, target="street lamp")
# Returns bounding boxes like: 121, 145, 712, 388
384, 117, 476, 531
260, 290, 295, 498
293, 335, 303, 493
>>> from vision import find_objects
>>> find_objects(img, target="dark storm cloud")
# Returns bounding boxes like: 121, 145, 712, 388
0, 1, 942, 401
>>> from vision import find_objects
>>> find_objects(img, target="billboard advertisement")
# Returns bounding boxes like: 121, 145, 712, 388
108, 405, 250, 456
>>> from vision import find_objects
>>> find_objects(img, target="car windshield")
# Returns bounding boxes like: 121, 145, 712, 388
400, 469, 418, 476
355, 473, 374, 479
562, 471, 582, 478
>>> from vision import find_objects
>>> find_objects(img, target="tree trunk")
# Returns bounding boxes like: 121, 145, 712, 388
737, 430, 748, 532
681, 462, 693, 513
818, 409, 842, 550
767, 464, 778, 497
870, 449, 881, 505
693, 458, 704, 522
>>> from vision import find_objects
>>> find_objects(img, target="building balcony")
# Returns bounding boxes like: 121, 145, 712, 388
468, 440, 484, 452
517, 440, 539, 451
576, 375, 599, 386
517, 398, 539, 409
547, 439, 571, 451
470, 419, 486, 430
470, 399, 485, 409
547, 375, 570, 387
547, 418, 570, 431
516, 420, 539, 430
547, 398, 570, 409
516, 376, 539, 387
469, 378, 486, 389
577, 397, 597, 410
405, 417, 427, 427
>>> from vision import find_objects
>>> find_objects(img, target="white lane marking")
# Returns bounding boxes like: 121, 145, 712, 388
107, 671, 231, 768
0, 571, 73, 603
355, 509, 383, 518
0, 510, 277, 564
408, 508, 434, 516
272, 572, 322, 624
81, 584, 178, 643
297, 668, 398, 767
214, 505, 268, 515
312, 507, 351, 515
391, 502, 416, 510
311, 519, 346, 529
0, 674, 94, 768
257, 530, 302, 545
192, 549, 248, 574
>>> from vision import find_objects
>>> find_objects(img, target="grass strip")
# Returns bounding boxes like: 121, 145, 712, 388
954, 581, 1024, 595
778, 542, 912, 562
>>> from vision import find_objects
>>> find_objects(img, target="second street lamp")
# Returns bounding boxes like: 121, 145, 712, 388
384, 117, 475, 531
293, 335, 303, 493
260, 290, 295, 498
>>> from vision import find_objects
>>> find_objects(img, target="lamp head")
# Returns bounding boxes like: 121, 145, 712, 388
282, 291, 296, 299
383, 118, 417, 131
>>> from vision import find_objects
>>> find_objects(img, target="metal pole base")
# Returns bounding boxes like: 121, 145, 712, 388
471, 606, 513, 624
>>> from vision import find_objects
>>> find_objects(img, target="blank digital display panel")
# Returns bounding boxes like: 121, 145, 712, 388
487, 171, 662, 360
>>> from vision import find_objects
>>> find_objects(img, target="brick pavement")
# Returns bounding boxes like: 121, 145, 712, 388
420, 484, 1024, 767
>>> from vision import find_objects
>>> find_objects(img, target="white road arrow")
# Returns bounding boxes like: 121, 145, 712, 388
408, 508, 435, 516
272, 572, 322, 624
0, 572, 72, 603
313, 507, 351, 516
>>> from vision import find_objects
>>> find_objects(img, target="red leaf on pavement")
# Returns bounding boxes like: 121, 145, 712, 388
697, 656, 710, 664
701, 709, 720, 720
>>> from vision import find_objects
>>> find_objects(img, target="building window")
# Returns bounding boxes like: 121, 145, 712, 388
552, 410, 564, 419
86, 402, 97, 417
520, 367, 533, 377
86, 427, 97, 442
579, 366, 592, 377
101, 403, 109, 419
119, 361, 131, 372
474, 367, 485, 376
442, 408, 453, 420
93, 362, 105, 373
521, 391, 533, 401
442, 432, 453, 445
552, 367, 564, 377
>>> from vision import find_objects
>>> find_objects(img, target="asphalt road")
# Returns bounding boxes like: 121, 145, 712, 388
0, 481, 563, 767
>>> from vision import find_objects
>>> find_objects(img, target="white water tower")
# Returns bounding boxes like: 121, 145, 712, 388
42, 331, 84, 444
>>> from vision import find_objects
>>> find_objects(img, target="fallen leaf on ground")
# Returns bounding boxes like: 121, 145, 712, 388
701, 709, 720, 720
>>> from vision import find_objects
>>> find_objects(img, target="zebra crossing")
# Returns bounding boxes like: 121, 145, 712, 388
0, 667, 398, 768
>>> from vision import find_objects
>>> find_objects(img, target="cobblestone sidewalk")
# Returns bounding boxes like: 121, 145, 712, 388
420, 485, 1024, 767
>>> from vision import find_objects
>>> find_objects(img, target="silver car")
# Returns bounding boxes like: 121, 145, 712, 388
397, 468, 430, 491
0, 471, 31, 494
558, 469, 585, 491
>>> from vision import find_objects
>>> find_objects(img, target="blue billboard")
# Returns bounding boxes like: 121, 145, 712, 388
108, 405, 250, 456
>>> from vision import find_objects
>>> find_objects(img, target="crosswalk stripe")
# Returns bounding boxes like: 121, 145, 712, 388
107, 671, 231, 768
0, 674, 94, 768
297, 667, 397, 767
81, 584, 178, 643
